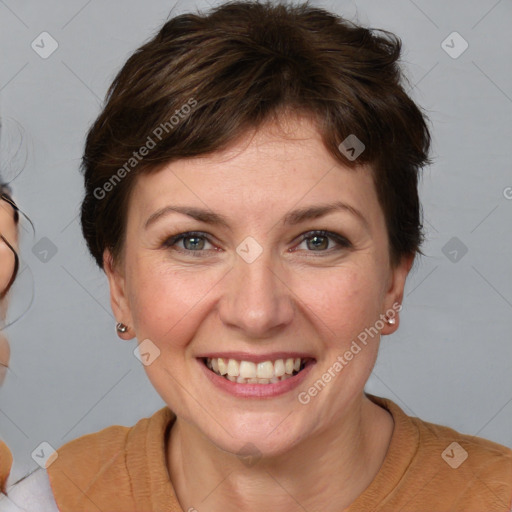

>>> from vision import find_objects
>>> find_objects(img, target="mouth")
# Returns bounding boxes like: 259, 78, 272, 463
201, 356, 314, 385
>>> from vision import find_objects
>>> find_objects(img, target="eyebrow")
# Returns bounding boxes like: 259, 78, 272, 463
282, 201, 369, 230
145, 206, 231, 230
144, 201, 369, 231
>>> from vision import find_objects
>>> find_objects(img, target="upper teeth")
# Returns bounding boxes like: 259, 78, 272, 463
207, 357, 302, 379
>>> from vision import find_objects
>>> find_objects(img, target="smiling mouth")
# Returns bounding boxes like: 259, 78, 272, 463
202, 357, 313, 384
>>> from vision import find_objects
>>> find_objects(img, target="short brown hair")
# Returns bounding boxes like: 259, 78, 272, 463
80, 0, 431, 269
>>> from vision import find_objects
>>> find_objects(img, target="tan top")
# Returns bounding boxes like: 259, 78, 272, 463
0, 440, 12, 494
47, 394, 512, 511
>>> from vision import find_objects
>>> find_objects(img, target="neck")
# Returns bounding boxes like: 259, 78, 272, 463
167, 393, 394, 511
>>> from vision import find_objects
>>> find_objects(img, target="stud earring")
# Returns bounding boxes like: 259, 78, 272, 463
116, 322, 128, 334
387, 317, 396, 325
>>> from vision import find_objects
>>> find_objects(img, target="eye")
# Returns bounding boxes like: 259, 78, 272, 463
162, 231, 217, 255
161, 229, 351, 257
292, 230, 351, 253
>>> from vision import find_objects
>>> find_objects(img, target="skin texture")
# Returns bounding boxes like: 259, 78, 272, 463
0, 196, 18, 384
105, 114, 413, 511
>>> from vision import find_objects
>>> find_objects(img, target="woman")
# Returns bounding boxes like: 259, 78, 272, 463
7, 1, 512, 510
0, 183, 19, 493
0, 185, 19, 326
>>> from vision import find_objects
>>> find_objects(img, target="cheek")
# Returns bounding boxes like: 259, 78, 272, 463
0, 246, 15, 291
127, 259, 221, 349
294, 265, 383, 344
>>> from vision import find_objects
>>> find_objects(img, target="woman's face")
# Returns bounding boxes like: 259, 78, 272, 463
106, 115, 411, 457
0, 196, 18, 298
0, 194, 18, 384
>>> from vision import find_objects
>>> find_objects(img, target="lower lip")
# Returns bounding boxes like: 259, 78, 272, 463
198, 359, 315, 398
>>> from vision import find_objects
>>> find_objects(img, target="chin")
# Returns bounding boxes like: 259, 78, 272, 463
198, 409, 311, 460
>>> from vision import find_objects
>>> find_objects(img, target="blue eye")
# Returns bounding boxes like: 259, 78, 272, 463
294, 230, 351, 253
162, 230, 351, 257
163, 231, 215, 254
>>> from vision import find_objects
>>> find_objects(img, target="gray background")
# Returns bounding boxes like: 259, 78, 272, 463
0, 0, 511, 483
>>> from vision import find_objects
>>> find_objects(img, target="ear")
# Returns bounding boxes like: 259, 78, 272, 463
103, 249, 135, 340
380, 253, 414, 335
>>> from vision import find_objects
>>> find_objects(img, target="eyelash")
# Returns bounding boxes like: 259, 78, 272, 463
161, 230, 352, 257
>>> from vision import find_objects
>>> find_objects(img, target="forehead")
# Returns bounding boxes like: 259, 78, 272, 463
130, 115, 379, 225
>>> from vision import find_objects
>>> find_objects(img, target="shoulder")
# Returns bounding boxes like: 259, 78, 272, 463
414, 410, 512, 455
46, 407, 174, 510
0, 469, 58, 512
373, 393, 512, 475
415, 414, 512, 473
48, 407, 173, 473
0, 411, 171, 512
409, 411, 512, 507
1, 439, 13, 493
369, 394, 512, 508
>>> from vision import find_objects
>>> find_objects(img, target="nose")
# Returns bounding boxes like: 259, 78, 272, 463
218, 250, 295, 339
